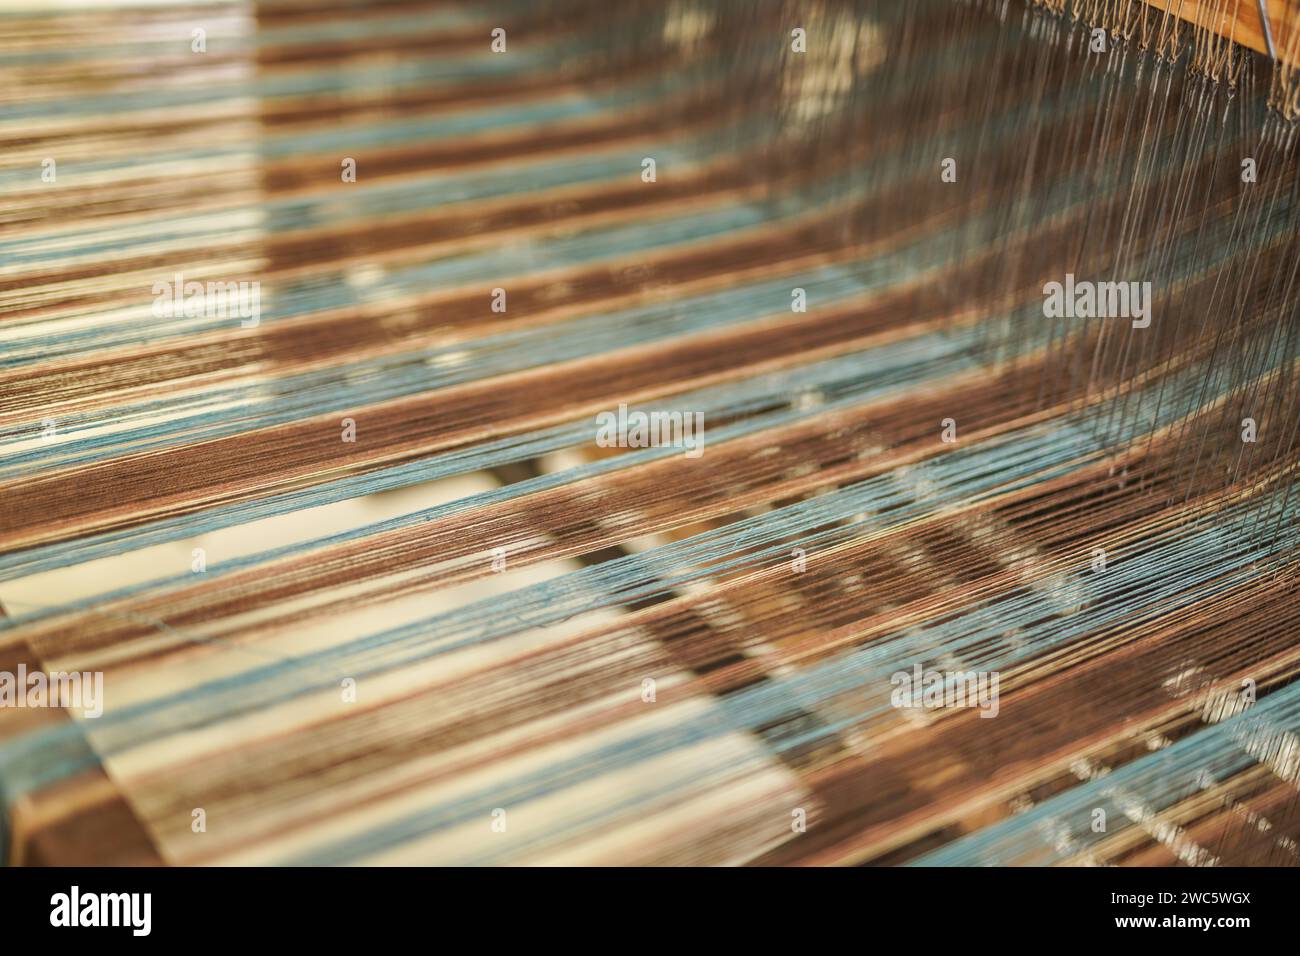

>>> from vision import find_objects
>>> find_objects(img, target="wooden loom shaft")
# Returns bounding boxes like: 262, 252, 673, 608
1140, 0, 1298, 58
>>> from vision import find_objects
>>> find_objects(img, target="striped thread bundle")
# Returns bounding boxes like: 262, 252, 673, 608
1, 0, 1299, 866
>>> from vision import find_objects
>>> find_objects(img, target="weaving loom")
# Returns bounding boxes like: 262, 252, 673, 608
1, 0, 1299, 869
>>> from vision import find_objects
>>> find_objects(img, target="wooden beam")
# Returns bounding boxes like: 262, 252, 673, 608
1139, 1, 1299, 60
